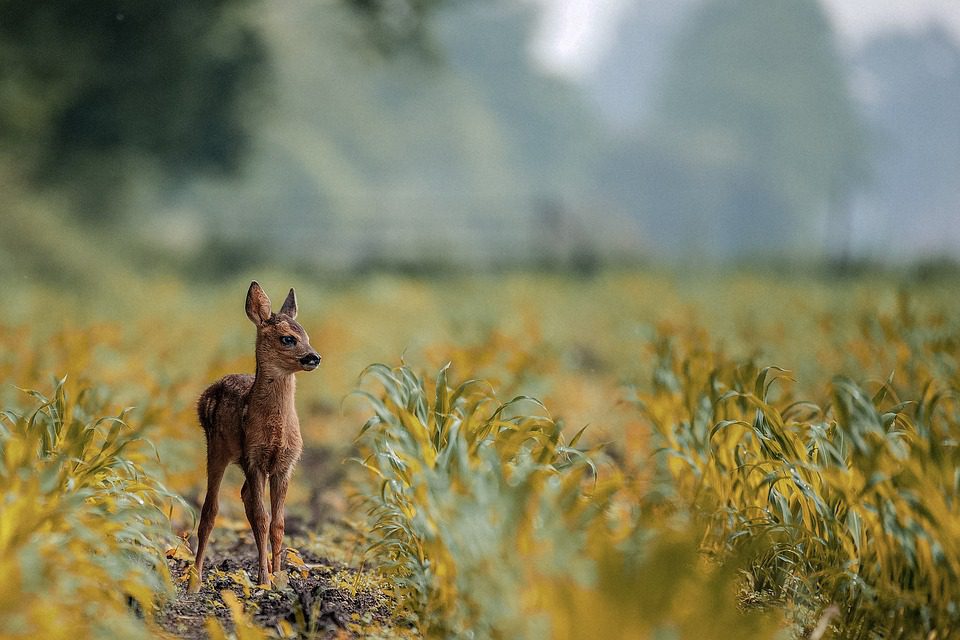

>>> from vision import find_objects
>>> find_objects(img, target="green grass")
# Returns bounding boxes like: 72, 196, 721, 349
2, 269, 958, 638
351, 363, 779, 639
0, 377, 184, 638
642, 314, 960, 638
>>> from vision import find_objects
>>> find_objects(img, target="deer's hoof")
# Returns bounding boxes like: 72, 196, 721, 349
187, 566, 202, 593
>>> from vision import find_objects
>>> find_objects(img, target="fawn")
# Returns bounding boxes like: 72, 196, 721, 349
192, 281, 321, 590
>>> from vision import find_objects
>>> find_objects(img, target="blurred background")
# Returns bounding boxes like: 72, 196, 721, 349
2, 0, 959, 283
4, 4, 960, 637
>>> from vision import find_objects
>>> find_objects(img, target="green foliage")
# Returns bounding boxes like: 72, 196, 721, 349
0, 0, 267, 218
352, 362, 596, 636
0, 377, 183, 638
644, 324, 960, 638
347, 0, 457, 52
1, 271, 957, 638
352, 363, 779, 639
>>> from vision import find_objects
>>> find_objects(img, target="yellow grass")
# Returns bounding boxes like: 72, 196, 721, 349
1, 269, 957, 638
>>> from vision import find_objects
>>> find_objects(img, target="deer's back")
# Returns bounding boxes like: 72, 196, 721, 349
197, 374, 254, 463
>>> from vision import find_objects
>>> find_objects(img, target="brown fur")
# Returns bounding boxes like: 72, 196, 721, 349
192, 281, 321, 589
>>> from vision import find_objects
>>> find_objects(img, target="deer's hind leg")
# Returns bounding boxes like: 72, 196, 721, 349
241, 468, 271, 587
192, 449, 230, 592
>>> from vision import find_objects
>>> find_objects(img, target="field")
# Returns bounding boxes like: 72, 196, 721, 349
2, 268, 959, 639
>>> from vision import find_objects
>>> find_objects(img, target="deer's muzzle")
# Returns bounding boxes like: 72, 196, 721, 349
299, 353, 321, 370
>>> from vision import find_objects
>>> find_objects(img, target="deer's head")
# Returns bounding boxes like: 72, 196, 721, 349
245, 281, 321, 376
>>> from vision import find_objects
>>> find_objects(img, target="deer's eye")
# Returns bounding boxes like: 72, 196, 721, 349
280, 335, 297, 347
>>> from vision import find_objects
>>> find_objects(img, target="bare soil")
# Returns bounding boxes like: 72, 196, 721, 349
154, 445, 415, 639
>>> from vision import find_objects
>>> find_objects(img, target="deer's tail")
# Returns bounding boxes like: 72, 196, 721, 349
197, 383, 221, 434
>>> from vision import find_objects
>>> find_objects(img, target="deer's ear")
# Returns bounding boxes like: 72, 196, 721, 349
245, 281, 272, 326
279, 288, 298, 319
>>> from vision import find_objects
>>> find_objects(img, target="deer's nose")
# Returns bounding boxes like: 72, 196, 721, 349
299, 353, 321, 368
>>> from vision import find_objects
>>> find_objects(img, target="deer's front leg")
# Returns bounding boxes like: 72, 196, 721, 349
241, 469, 271, 587
269, 473, 289, 575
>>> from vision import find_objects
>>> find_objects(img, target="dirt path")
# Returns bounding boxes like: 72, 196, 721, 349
155, 518, 413, 639
155, 446, 416, 639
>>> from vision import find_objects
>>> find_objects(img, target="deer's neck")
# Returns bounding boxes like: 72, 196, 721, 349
251, 364, 296, 416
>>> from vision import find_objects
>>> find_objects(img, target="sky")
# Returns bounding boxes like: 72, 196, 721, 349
530, 0, 960, 77
529, 0, 630, 76
824, 0, 960, 45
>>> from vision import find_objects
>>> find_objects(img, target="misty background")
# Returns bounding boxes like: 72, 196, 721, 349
2, 0, 959, 279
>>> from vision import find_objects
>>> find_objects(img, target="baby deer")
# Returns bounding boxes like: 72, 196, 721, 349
192, 281, 321, 590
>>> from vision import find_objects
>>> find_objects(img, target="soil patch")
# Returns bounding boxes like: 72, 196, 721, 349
156, 531, 410, 639
156, 445, 415, 639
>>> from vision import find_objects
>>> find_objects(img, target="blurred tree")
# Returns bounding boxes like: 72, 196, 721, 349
854, 26, 960, 258
636, 0, 868, 258
586, 2, 697, 131
0, 0, 268, 220
348, 0, 460, 53
436, 3, 603, 193
182, 0, 604, 272
0, 0, 459, 222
